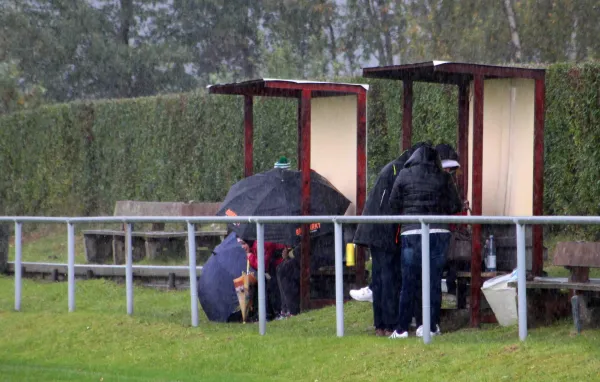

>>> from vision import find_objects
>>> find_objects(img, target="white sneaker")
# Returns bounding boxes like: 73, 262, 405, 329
416, 324, 441, 337
388, 330, 409, 339
349, 286, 373, 302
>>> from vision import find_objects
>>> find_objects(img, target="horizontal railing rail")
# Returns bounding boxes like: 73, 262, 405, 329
3, 214, 599, 344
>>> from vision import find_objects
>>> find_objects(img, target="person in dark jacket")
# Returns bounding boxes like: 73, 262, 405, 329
388, 144, 462, 339
434, 143, 468, 302
353, 142, 426, 336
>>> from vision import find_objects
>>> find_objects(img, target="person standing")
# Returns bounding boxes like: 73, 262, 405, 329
388, 144, 462, 339
434, 143, 468, 303
353, 143, 426, 336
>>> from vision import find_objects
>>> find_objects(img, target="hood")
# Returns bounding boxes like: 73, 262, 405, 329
404, 145, 443, 169
393, 142, 428, 169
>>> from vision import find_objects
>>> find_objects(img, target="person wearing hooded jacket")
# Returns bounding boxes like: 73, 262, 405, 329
434, 143, 469, 301
388, 143, 462, 339
353, 142, 426, 336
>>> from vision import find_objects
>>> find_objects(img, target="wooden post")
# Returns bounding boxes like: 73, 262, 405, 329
299, 89, 312, 311
0, 224, 8, 274
355, 91, 368, 285
244, 95, 253, 178
533, 77, 546, 277
297, 97, 302, 168
457, 82, 470, 200
470, 76, 484, 328
402, 80, 413, 151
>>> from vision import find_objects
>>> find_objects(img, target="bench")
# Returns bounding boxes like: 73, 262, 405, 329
83, 201, 226, 265
508, 241, 600, 332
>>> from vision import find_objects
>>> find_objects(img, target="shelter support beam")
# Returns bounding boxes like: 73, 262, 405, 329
533, 78, 545, 277
470, 75, 484, 328
355, 92, 367, 285
299, 89, 312, 311
297, 97, 302, 167
402, 81, 413, 151
244, 95, 254, 177
457, 83, 470, 200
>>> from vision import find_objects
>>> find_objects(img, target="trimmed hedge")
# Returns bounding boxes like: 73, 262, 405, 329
0, 64, 599, 235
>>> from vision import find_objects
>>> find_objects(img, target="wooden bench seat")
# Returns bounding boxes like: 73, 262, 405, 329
508, 241, 600, 333
83, 201, 226, 265
510, 277, 600, 292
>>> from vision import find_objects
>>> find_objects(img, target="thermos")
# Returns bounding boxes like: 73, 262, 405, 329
485, 235, 497, 272
346, 243, 355, 267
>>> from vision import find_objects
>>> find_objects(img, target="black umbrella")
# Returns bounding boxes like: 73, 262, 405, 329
216, 168, 350, 245
198, 232, 247, 322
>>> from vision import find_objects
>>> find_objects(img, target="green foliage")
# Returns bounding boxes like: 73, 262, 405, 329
0, 63, 599, 230
544, 63, 600, 238
0, 61, 45, 115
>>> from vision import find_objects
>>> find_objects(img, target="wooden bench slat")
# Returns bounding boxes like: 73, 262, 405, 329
83, 200, 224, 265
508, 277, 600, 292
553, 241, 600, 268
456, 271, 504, 278
113, 200, 221, 217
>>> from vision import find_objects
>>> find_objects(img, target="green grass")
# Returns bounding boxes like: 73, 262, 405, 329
1, 276, 600, 382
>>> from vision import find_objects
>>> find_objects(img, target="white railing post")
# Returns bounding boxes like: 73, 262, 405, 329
14, 222, 22, 311
187, 222, 199, 327
421, 221, 431, 344
257, 222, 267, 335
125, 223, 134, 315
516, 222, 528, 341
334, 221, 344, 337
67, 222, 76, 312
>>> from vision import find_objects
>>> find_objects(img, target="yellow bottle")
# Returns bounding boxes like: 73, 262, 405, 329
346, 243, 356, 267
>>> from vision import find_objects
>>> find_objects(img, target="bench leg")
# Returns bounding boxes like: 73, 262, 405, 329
457, 279, 468, 309
84, 235, 113, 264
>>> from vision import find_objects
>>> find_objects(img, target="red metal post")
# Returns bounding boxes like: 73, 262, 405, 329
470, 76, 484, 328
297, 96, 303, 168
299, 89, 312, 311
402, 80, 413, 151
457, 83, 470, 200
533, 77, 546, 276
355, 91, 368, 285
244, 95, 254, 177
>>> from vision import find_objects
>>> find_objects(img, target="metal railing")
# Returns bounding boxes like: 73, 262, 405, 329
3, 215, 600, 344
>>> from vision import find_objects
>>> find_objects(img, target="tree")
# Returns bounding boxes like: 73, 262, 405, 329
0, 0, 196, 102
0, 60, 45, 115
502, 0, 522, 62
344, 0, 407, 67
170, 0, 264, 83
262, 0, 336, 78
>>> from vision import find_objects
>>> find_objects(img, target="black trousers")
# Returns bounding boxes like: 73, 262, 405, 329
370, 247, 402, 331
249, 265, 282, 320
276, 257, 300, 315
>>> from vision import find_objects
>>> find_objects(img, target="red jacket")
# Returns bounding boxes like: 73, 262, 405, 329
247, 241, 286, 270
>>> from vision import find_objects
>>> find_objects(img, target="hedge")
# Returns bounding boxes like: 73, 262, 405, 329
0, 64, 599, 236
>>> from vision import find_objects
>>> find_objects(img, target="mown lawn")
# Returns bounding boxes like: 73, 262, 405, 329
1, 276, 599, 382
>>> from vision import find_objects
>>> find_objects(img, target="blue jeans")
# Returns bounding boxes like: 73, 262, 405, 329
397, 232, 450, 333
370, 247, 401, 331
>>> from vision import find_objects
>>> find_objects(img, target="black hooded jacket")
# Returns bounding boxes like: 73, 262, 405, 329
389, 145, 462, 233
353, 149, 415, 252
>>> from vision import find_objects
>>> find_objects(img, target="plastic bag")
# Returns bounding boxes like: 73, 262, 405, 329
481, 269, 518, 327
